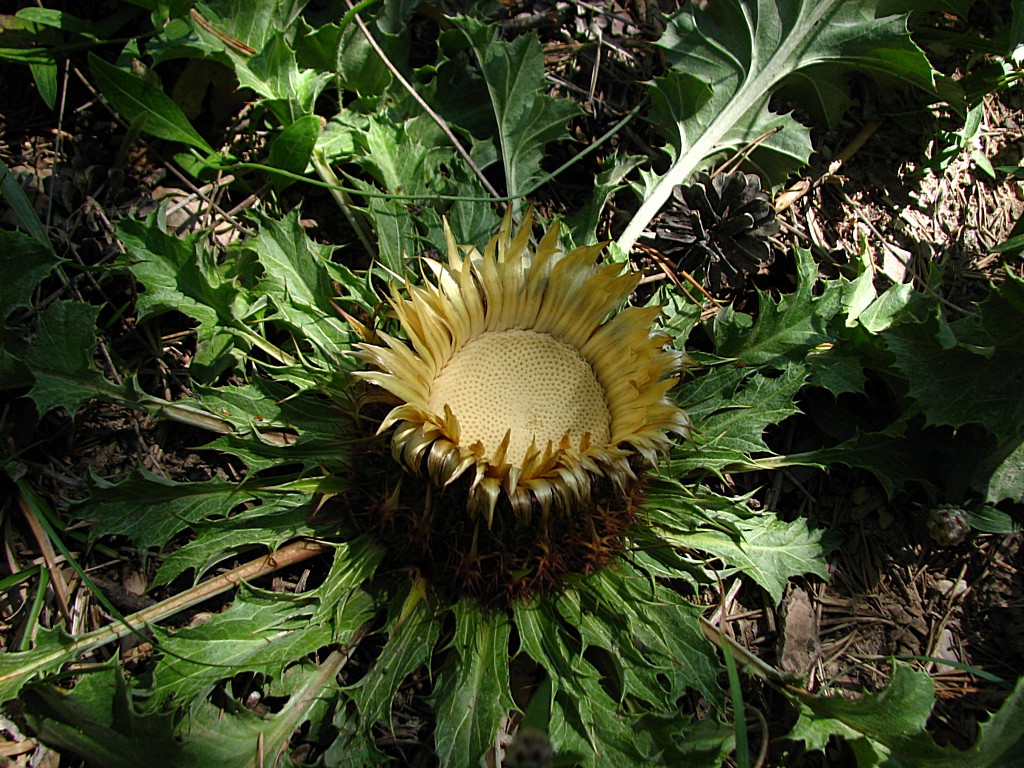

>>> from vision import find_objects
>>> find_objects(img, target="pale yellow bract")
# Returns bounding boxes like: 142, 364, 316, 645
356, 210, 690, 523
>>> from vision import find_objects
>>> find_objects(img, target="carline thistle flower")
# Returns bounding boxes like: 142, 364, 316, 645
354, 209, 690, 599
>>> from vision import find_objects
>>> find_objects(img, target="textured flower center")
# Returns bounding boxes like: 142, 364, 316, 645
427, 329, 611, 463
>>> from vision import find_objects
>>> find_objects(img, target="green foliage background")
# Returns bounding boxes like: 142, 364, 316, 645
1, 0, 1022, 766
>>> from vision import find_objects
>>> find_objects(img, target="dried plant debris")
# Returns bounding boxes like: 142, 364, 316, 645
655, 170, 780, 292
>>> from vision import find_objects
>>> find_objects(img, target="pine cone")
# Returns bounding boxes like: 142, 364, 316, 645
656, 170, 779, 290
927, 504, 970, 546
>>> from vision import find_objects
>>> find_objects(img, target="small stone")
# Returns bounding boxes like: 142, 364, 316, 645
933, 578, 969, 599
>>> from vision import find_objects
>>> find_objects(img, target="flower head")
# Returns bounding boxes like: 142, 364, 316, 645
357, 210, 689, 528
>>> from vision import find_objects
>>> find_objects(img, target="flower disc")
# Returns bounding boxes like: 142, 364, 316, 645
427, 329, 611, 467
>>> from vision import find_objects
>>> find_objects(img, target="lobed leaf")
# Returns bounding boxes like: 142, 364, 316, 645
23, 300, 128, 416
885, 273, 1024, 443
248, 209, 359, 363
648, 483, 835, 603
313, 536, 384, 641
24, 665, 181, 768
75, 469, 314, 550
673, 364, 807, 476
618, 0, 936, 253
118, 216, 238, 339
0, 628, 73, 705
151, 504, 317, 587
713, 248, 845, 367
432, 601, 514, 768
145, 588, 334, 711
348, 581, 440, 730
0, 229, 61, 317
514, 598, 654, 766
789, 663, 1024, 767
802, 416, 955, 498
24, 658, 350, 768
672, 518, 834, 605
184, 1, 331, 122
449, 16, 581, 213
563, 153, 645, 249
569, 566, 721, 707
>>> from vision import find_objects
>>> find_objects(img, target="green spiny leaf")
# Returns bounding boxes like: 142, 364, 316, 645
800, 416, 953, 498
334, 19, 395, 97
0, 628, 73, 705
567, 566, 720, 707
857, 282, 918, 333
713, 248, 844, 367
649, 483, 834, 603
75, 469, 314, 550
179, 663, 341, 767
348, 580, 440, 729
618, 0, 936, 253
672, 517, 833, 604
152, 503, 317, 587
186, 379, 357, 470
326, 705, 388, 767
789, 663, 1024, 767
204, 429, 352, 472
25, 659, 350, 768
249, 209, 356, 362
355, 116, 440, 196
313, 537, 383, 641
117, 216, 238, 339
226, 31, 330, 122
806, 347, 867, 396
145, 588, 333, 711
25, 664, 181, 768
885, 274, 1024, 442
449, 16, 581, 212
0, 229, 61, 317
673, 364, 807, 476
347, 114, 497, 275
184, 0, 331, 121
433, 601, 514, 768
200, 0, 298, 51
23, 300, 128, 416
979, 439, 1024, 504
514, 598, 653, 766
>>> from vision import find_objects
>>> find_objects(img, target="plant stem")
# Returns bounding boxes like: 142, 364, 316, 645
311, 149, 378, 258
348, 5, 503, 202
0, 539, 333, 695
